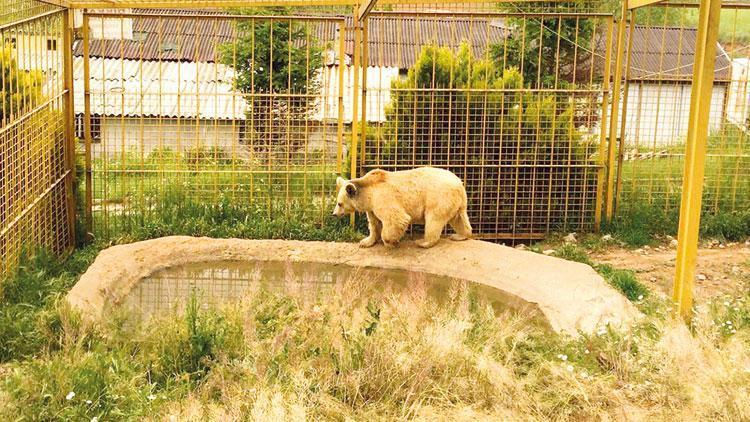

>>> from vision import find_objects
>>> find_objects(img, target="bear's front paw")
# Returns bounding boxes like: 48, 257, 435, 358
359, 237, 378, 248
416, 239, 438, 248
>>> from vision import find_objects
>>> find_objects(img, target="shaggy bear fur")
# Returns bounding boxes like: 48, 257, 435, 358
332, 167, 472, 248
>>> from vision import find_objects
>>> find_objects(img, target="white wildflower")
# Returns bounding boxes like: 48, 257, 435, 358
566, 365, 574, 372
66, 392, 75, 401
147, 394, 157, 401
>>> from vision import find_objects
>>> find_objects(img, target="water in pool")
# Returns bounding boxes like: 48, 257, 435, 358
122, 260, 513, 320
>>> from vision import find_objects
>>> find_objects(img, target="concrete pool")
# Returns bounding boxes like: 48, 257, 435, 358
66, 236, 640, 335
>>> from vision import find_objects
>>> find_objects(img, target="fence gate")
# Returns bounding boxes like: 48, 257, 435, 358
1, 2, 75, 277
359, 11, 614, 240
614, 2, 750, 217
80, 11, 348, 238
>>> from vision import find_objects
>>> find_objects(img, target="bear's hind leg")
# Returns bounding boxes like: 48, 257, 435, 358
448, 208, 472, 241
417, 214, 445, 248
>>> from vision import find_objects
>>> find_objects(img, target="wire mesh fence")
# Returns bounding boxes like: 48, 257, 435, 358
360, 12, 613, 239
615, 2, 750, 216
80, 12, 348, 238
6, 0, 747, 263
1, 3, 75, 277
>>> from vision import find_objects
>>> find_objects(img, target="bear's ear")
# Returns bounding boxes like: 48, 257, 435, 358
336, 176, 346, 189
345, 182, 358, 197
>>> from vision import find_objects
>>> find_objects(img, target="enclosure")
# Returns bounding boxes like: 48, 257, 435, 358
3, 0, 750, 420
1, 0, 749, 314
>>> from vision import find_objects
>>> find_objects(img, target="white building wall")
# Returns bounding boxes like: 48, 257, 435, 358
727, 59, 750, 129
620, 82, 727, 147
316, 65, 401, 123
94, 117, 241, 158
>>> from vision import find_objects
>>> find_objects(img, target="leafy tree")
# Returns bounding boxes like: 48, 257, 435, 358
495, 0, 618, 87
220, 7, 324, 152
381, 44, 595, 233
1, 45, 43, 124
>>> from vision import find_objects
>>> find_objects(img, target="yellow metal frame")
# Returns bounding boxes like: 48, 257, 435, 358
63, 8, 76, 247
605, 0, 628, 221
82, 12, 93, 235
672, 0, 722, 320
627, 0, 667, 9
594, 17, 614, 230
613, 10, 635, 213
1, 6, 75, 276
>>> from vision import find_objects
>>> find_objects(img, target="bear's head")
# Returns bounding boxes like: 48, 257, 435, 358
332, 177, 359, 217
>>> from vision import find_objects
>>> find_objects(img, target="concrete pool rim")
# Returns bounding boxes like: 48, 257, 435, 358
66, 236, 640, 335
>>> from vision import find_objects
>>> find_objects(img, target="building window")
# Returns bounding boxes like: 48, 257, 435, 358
9, 37, 16, 48
160, 41, 178, 53
75, 115, 102, 143
47, 39, 57, 51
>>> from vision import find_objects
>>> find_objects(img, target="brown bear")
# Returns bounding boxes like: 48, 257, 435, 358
332, 167, 472, 248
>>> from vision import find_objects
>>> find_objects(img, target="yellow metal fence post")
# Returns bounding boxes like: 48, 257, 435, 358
359, 16, 368, 171
673, 0, 722, 321
605, 0, 628, 221
62, 7, 76, 249
614, 11, 635, 213
349, 9, 362, 226
595, 16, 614, 231
82, 12, 93, 237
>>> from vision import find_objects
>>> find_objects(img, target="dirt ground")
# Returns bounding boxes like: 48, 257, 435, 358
591, 240, 750, 301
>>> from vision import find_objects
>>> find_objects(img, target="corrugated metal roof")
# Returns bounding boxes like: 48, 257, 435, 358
73, 12, 507, 69
73, 56, 248, 119
600, 25, 732, 82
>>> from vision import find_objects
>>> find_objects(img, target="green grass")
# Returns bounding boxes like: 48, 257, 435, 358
609, 125, 750, 247
0, 182, 363, 364
2, 260, 749, 420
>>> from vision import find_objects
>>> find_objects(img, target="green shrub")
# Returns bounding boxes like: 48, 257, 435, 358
597, 264, 649, 302
142, 294, 244, 388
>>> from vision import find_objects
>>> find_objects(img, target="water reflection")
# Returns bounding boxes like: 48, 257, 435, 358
122, 260, 481, 320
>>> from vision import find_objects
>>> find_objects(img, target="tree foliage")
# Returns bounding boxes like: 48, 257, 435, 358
384, 43, 586, 164
381, 44, 596, 232
219, 8, 324, 151
496, 0, 617, 87
1, 46, 43, 123
220, 7, 323, 96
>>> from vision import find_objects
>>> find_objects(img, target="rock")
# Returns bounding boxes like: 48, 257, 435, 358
719, 244, 726, 249
543, 249, 556, 256
670, 239, 678, 247
634, 249, 644, 254
649, 276, 657, 282
564, 233, 578, 244
601, 234, 613, 242
697, 274, 707, 281
515, 244, 527, 250
666, 235, 675, 241
731, 266, 741, 275
644, 245, 651, 250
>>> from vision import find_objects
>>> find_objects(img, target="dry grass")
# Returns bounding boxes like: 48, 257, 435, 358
2, 268, 750, 421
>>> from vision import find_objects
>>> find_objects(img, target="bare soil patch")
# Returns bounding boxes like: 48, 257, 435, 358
591, 241, 750, 300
